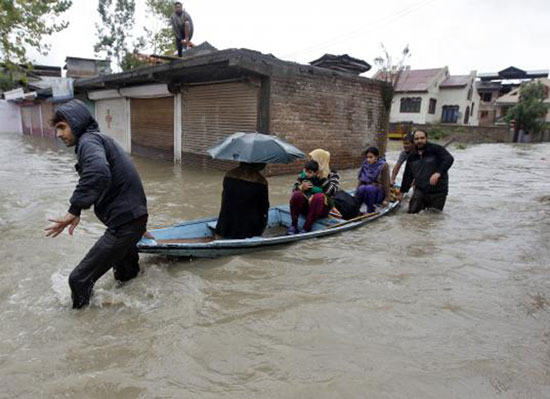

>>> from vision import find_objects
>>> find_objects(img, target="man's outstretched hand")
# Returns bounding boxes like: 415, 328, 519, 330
45, 213, 80, 238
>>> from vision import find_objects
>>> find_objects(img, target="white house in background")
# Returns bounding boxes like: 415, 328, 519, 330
374, 67, 479, 126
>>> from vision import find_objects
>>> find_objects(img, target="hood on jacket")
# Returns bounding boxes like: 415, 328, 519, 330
55, 99, 99, 138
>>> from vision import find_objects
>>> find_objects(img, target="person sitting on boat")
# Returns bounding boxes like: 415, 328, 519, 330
391, 132, 415, 185
215, 162, 269, 239
355, 146, 391, 214
288, 149, 340, 234
296, 160, 324, 198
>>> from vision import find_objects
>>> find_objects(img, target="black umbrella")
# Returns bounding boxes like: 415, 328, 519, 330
207, 132, 305, 164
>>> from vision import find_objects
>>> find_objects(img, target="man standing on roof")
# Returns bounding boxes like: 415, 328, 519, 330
170, 2, 194, 57
397, 129, 454, 213
45, 99, 149, 309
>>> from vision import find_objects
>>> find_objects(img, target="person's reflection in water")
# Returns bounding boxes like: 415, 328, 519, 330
215, 162, 269, 239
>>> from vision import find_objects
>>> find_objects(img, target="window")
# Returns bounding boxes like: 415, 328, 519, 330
441, 105, 459, 123
428, 98, 437, 114
400, 97, 422, 113
471, 102, 474, 116
480, 111, 489, 118
467, 87, 473, 100
481, 92, 492, 102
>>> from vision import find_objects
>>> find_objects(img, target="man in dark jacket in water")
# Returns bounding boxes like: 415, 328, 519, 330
45, 100, 148, 309
397, 129, 454, 213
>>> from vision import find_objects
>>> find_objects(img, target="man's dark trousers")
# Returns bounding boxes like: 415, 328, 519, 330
69, 216, 147, 308
176, 37, 187, 57
408, 189, 447, 213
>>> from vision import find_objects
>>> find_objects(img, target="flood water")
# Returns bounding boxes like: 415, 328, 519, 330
1, 132, 549, 398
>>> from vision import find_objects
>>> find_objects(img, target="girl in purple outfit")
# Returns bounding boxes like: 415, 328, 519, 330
355, 147, 391, 213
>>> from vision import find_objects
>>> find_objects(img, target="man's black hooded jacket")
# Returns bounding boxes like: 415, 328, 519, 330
57, 100, 147, 228
400, 142, 454, 194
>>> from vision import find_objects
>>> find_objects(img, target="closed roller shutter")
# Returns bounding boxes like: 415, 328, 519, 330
21, 106, 33, 135
131, 97, 174, 161
182, 82, 258, 156
95, 98, 129, 152
30, 105, 41, 136
41, 102, 55, 137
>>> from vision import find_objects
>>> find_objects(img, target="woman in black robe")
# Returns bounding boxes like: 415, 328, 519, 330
215, 163, 269, 239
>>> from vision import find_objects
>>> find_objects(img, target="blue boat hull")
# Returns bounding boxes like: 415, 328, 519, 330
138, 201, 400, 258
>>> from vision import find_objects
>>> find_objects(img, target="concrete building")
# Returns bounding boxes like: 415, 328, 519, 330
375, 67, 479, 126
476, 66, 548, 126
64, 57, 111, 78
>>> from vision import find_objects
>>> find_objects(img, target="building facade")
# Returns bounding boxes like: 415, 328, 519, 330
375, 67, 479, 126
72, 48, 388, 174
476, 67, 548, 126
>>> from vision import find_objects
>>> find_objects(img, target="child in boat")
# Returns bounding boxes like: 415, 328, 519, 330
356, 146, 391, 213
288, 155, 339, 234
294, 160, 323, 198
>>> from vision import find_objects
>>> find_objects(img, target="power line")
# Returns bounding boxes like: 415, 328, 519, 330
282, 0, 437, 60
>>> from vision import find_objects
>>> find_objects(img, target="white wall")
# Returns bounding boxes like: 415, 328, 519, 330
390, 92, 432, 124
389, 68, 448, 124
437, 73, 479, 125
95, 98, 130, 152
0, 100, 22, 134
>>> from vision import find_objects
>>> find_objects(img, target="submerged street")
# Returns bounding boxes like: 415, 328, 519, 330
1, 132, 549, 398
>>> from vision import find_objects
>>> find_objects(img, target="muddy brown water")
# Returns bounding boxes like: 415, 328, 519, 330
1, 132, 549, 398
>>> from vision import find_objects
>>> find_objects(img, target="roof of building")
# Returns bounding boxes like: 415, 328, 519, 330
309, 54, 371, 75
389, 68, 445, 92
65, 56, 110, 63
72, 46, 386, 92
440, 75, 470, 88
478, 66, 549, 81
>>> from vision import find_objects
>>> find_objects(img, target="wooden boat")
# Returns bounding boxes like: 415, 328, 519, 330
137, 199, 400, 258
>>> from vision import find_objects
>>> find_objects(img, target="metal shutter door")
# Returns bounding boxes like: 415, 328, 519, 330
130, 97, 174, 160
181, 82, 258, 156
30, 105, 41, 136
41, 102, 55, 137
95, 98, 128, 151
21, 107, 32, 135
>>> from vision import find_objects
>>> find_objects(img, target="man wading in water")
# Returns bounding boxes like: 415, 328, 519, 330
397, 129, 454, 213
45, 100, 148, 309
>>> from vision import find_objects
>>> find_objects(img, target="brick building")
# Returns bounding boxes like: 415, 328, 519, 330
70, 48, 389, 175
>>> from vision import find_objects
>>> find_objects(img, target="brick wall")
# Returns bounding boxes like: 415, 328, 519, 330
266, 70, 388, 175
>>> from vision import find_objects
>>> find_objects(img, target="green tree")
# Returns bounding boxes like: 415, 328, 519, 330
505, 81, 549, 135
94, 0, 136, 71
142, 0, 176, 55
0, 0, 73, 90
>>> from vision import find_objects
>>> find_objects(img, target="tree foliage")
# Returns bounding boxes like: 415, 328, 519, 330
0, 0, 72, 90
505, 81, 549, 134
94, 0, 136, 71
373, 44, 411, 111
142, 0, 176, 55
